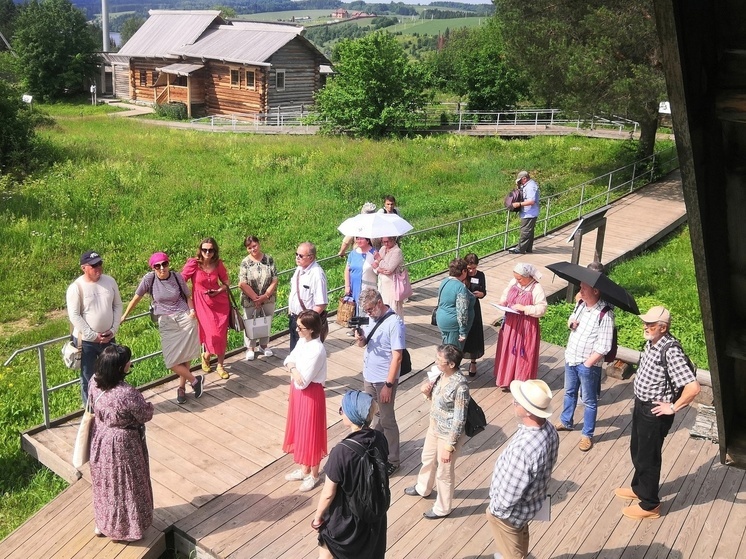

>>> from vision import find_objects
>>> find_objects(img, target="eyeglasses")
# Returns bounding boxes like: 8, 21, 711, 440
363, 306, 377, 314
153, 261, 169, 270
89, 262, 103, 268
643, 323, 659, 329
201, 247, 215, 254
295, 253, 311, 259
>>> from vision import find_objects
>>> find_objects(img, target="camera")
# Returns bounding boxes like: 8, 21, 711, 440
348, 316, 370, 328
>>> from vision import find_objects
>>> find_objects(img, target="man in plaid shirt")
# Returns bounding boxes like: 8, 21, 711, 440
614, 305, 700, 520
487, 379, 559, 559
556, 281, 615, 452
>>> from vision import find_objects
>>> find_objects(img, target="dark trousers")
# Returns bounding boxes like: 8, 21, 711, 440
518, 217, 537, 253
288, 314, 299, 351
79, 338, 115, 405
630, 398, 674, 510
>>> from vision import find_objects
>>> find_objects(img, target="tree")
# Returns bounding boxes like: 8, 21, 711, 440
0, 0, 18, 45
120, 16, 146, 46
495, 0, 666, 157
430, 18, 525, 111
0, 79, 36, 174
314, 32, 432, 137
13, 0, 99, 101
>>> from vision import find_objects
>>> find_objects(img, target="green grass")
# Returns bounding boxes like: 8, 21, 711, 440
392, 16, 485, 35
540, 226, 707, 368
0, 101, 675, 539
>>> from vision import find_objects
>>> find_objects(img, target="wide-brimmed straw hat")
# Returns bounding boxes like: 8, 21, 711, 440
510, 379, 554, 418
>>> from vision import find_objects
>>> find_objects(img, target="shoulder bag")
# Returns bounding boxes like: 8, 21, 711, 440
227, 289, 245, 333
62, 281, 84, 370
72, 391, 105, 468
394, 268, 414, 301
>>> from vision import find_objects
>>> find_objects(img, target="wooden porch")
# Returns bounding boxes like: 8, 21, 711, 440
3, 171, 743, 558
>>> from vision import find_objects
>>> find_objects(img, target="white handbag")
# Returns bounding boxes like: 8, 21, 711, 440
72, 391, 103, 468
61, 338, 82, 370
244, 308, 272, 340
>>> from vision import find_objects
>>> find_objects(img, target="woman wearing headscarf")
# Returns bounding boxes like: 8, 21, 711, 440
89, 344, 153, 541
120, 252, 203, 404
312, 390, 389, 559
405, 344, 469, 520
435, 258, 475, 349
283, 310, 328, 492
493, 262, 547, 391
182, 237, 231, 379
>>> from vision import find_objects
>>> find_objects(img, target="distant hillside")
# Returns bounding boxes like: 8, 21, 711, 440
72, 0, 492, 20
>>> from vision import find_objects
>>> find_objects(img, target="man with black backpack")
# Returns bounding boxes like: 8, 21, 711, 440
614, 305, 700, 520
508, 170, 540, 254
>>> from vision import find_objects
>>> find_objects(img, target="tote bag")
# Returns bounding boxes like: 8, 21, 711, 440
72, 391, 104, 468
228, 290, 245, 333
244, 308, 272, 340
393, 269, 414, 301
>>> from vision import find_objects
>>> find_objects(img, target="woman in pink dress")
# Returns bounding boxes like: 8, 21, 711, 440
282, 310, 328, 492
182, 237, 231, 379
494, 263, 547, 391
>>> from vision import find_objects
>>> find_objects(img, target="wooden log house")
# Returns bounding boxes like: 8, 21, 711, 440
116, 10, 331, 119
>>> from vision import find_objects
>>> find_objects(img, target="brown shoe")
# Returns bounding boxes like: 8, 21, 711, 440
554, 421, 572, 432
622, 503, 660, 520
614, 487, 638, 500
579, 436, 593, 451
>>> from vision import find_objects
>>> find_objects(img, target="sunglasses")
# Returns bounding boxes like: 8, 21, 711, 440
295, 253, 310, 259
153, 261, 169, 270
89, 262, 103, 268
201, 248, 215, 254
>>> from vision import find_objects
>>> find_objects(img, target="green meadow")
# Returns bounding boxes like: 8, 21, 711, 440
0, 103, 675, 538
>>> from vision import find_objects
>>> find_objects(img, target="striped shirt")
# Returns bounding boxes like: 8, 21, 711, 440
634, 334, 697, 402
488, 421, 559, 528
565, 299, 614, 366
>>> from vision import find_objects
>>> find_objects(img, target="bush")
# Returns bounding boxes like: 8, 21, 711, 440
155, 102, 188, 120
0, 80, 36, 175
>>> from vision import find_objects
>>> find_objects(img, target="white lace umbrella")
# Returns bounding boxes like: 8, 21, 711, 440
337, 213, 413, 238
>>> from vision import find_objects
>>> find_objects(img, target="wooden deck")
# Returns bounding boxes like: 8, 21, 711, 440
5, 170, 743, 559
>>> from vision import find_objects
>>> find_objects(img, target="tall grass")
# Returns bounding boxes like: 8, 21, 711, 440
0, 105, 673, 539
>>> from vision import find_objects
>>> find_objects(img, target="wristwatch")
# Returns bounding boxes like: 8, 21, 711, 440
385, 381, 394, 388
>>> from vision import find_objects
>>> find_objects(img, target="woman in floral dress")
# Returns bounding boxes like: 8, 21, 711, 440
89, 344, 153, 541
182, 237, 231, 379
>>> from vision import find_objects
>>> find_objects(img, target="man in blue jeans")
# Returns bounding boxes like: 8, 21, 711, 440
556, 281, 615, 451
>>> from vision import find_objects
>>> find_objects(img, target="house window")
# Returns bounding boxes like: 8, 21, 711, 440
151, 70, 158, 84
230, 69, 240, 88
174, 75, 187, 87
276, 69, 285, 92
139, 70, 147, 86
245, 69, 255, 90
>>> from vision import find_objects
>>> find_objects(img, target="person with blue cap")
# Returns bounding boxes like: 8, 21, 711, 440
312, 390, 389, 559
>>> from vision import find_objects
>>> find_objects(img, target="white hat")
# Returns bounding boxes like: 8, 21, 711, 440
510, 379, 554, 418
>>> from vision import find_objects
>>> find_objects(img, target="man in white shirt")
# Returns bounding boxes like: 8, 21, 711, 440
288, 242, 328, 350
66, 250, 122, 405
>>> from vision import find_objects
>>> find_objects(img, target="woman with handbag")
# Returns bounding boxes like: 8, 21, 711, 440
372, 236, 405, 316
182, 237, 231, 379
435, 258, 475, 350
344, 237, 378, 335
238, 235, 278, 361
120, 252, 203, 404
283, 310, 328, 492
89, 344, 154, 541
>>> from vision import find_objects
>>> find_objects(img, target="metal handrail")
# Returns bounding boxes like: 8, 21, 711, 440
3, 146, 678, 427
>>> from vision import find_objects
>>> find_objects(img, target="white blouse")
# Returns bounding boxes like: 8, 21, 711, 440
283, 337, 327, 389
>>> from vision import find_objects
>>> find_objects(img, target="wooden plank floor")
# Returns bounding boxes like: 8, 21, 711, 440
7, 170, 743, 559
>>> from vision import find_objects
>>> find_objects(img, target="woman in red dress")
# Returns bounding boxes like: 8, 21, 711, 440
283, 310, 328, 492
494, 263, 547, 391
182, 237, 231, 379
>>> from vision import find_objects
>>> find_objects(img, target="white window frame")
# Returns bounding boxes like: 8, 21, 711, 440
275, 69, 285, 92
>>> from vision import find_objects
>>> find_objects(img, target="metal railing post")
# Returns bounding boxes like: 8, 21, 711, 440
543, 198, 551, 236
456, 221, 463, 259
38, 346, 51, 428
631, 162, 637, 192
606, 172, 613, 204
579, 184, 586, 218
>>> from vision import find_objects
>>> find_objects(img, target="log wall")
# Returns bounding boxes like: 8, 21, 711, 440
266, 40, 322, 108
204, 64, 267, 115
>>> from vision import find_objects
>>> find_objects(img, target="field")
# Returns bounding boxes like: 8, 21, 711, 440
393, 16, 485, 35
0, 103, 673, 538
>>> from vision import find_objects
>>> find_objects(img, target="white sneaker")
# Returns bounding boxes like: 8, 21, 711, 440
245, 349, 255, 361
299, 475, 320, 492
284, 468, 305, 481
263, 348, 274, 358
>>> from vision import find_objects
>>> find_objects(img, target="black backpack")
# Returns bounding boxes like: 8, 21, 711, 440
339, 437, 391, 523
505, 187, 523, 212
659, 337, 696, 403
465, 397, 487, 437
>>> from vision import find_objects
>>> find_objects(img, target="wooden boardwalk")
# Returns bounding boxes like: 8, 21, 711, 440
4, 170, 743, 558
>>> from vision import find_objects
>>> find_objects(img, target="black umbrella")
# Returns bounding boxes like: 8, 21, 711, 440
545, 261, 640, 315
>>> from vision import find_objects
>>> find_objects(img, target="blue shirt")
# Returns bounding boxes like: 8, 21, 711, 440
520, 178, 540, 219
361, 309, 406, 383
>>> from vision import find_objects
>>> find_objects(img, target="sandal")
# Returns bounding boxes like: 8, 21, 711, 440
468, 362, 477, 377
217, 365, 230, 380
201, 351, 211, 373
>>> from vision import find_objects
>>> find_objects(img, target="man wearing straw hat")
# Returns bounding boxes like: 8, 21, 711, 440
486, 379, 559, 559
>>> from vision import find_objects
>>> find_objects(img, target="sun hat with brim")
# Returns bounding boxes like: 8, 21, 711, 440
510, 379, 554, 418
148, 252, 169, 268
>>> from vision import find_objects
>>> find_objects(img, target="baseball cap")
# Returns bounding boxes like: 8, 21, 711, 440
80, 251, 102, 266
